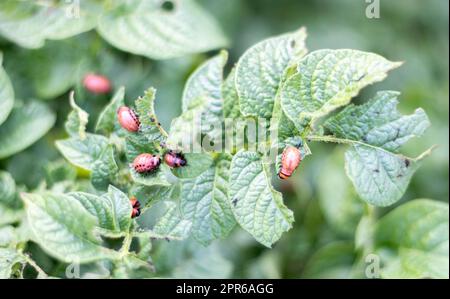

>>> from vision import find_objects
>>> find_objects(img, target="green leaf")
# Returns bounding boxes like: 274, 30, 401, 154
380, 248, 449, 279
170, 153, 214, 179
322, 91, 431, 206
236, 28, 308, 119
182, 50, 227, 137
55, 134, 109, 171
281, 49, 401, 129
0, 0, 97, 49
124, 133, 160, 162
324, 91, 430, 152
345, 145, 430, 207
68, 187, 132, 234
0, 248, 25, 279
317, 149, 364, 236
135, 87, 167, 142
65, 91, 89, 140
302, 242, 356, 279
96, 87, 125, 135
44, 159, 77, 187
130, 184, 174, 209
0, 203, 23, 226
181, 158, 235, 245
167, 96, 206, 150
91, 145, 119, 191
229, 151, 294, 247
0, 54, 14, 125
374, 199, 449, 278
113, 254, 154, 279
22, 192, 118, 263
0, 170, 16, 206
97, 0, 228, 60
105, 185, 133, 232
222, 67, 240, 119
130, 166, 171, 188
173, 243, 233, 279
0, 101, 56, 159
146, 201, 192, 241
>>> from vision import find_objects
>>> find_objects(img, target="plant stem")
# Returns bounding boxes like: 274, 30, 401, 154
23, 254, 48, 278
119, 232, 133, 257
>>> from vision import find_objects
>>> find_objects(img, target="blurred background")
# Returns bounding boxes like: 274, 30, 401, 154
0, 0, 448, 278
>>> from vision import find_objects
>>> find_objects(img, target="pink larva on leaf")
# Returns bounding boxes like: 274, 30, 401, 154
117, 106, 140, 132
133, 153, 161, 174
83, 73, 111, 94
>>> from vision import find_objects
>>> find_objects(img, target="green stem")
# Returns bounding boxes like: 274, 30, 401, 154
23, 254, 48, 278
119, 232, 133, 257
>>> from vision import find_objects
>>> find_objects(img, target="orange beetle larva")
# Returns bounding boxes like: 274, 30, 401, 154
163, 151, 186, 168
278, 146, 302, 180
133, 153, 161, 173
117, 106, 140, 132
130, 196, 141, 218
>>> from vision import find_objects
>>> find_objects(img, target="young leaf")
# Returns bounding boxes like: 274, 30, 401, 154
0, 101, 56, 159
144, 201, 192, 241
324, 91, 430, 152
55, 134, 109, 171
0, 248, 25, 279
91, 145, 119, 190
22, 192, 118, 263
135, 87, 167, 142
130, 167, 171, 188
236, 27, 307, 119
182, 50, 227, 137
0, 0, 97, 49
345, 145, 430, 207
323, 91, 431, 206
166, 96, 206, 150
281, 49, 402, 129
222, 67, 240, 119
374, 199, 449, 278
180, 158, 235, 245
0, 170, 16, 206
0, 54, 14, 125
170, 153, 214, 179
68, 186, 132, 234
229, 151, 294, 247
96, 87, 125, 135
97, 0, 228, 60
65, 91, 89, 140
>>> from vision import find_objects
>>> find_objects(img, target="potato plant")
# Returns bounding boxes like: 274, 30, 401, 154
0, 0, 448, 279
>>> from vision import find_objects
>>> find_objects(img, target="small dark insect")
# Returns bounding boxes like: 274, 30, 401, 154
83, 73, 111, 94
404, 158, 410, 168
373, 169, 380, 173
150, 117, 155, 122
164, 151, 187, 168
232, 197, 238, 206
133, 153, 161, 173
117, 106, 140, 132
278, 146, 302, 180
130, 196, 141, 218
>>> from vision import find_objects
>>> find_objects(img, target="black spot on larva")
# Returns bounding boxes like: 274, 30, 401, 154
290, 39, 296, 48
404, 159, 410, 168
150, 117, 155, 122
158, 122, 161, 126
